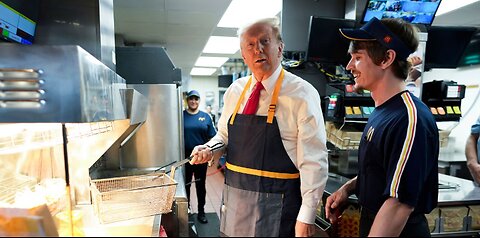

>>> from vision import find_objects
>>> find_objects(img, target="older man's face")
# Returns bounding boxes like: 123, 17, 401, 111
240, 23, 283, 80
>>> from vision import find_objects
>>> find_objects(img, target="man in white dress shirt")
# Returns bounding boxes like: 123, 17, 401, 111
189, 17, 328, 237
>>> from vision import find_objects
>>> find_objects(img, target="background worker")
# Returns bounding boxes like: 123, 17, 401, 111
466, 115, 480, 184
183, 90, 217, 224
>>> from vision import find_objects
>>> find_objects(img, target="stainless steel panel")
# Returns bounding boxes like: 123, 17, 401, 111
115, 46, 180, 84
120, 84, 181, 168
0, 45, 127, 122
438, 173, 480, 206
36, 0, 116, 70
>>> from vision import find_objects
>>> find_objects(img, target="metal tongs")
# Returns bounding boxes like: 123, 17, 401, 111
152, 142, 224, 181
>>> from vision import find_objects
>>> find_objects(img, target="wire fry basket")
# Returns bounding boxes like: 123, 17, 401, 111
90, 172, 177, 224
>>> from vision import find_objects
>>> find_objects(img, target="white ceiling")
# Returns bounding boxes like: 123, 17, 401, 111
432, 1, 480, 27
113, 0, 480, 80
113, 0, 233, 80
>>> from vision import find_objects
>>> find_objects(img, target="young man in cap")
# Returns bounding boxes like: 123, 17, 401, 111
325, 17, 439, 236
183, 90, 217, 224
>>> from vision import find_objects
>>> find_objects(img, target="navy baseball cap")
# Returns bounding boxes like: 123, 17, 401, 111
339, 17, 414, 60
187, 90, 200, 98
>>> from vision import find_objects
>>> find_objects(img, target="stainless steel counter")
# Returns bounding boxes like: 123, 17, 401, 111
324, 173, 480, 207
439, 152, 467, 163
323, 173, 480, 236
324, 173, 358, 202
438, 173, 480, 206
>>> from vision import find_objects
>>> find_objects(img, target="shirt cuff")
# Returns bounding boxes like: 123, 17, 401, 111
205, 137, 224, 149
296, 204, 317, 224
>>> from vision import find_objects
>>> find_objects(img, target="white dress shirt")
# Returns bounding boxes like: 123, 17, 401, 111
207, 65, 328, 224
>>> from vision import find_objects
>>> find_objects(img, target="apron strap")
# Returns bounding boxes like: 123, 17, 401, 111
229, 76, 252, 125
226, 162, 300, 179
267, 69, 284, 124
230, 69, 285, 125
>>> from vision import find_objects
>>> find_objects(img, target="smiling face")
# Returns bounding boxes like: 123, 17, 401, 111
346, 49, 384, 93
187, 96, 199, 111
240, 22, 284, 81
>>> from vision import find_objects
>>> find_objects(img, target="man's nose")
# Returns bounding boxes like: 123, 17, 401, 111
346, 58, 354, 71
254, 43, 264, 54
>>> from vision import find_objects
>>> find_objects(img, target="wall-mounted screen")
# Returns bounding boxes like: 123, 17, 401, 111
0, 1, 36, 45
424, 26, 476, 71
218, 74, 233, 88
306, 16, 356, 66
458, 29, 480, 67
362, 0, 442, 25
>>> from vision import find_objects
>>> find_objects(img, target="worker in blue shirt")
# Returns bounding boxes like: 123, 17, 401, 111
325, 17, 439, 236
466, 116, 480, 185
183, 90, 217, 224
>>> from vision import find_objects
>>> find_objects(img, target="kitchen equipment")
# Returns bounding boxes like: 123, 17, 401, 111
152, 142, 225, 181
90, 172, 177, 224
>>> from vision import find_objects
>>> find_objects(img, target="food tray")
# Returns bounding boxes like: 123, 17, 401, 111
325, 122, 362, 150
90, 173, 177, 224
439, 130, 450, 148
326, 122, 451, 150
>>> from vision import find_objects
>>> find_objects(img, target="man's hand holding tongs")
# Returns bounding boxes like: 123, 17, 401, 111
190, 142, 224, 165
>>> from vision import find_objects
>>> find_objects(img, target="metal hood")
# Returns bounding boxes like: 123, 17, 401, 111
0, 44, 126, 123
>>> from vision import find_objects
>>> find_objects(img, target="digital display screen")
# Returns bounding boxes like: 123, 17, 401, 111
458, 30, 480, 67
306, 16, 357, 66
362, 0, 442, 25
424, 26, 476, 70
0, 1, 36, 45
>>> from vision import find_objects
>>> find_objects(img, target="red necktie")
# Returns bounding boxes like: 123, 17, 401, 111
243, 81, 264, 115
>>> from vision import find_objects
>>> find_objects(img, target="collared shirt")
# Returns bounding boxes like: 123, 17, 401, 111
472, 116, 480, 163
207, 65, 328, 224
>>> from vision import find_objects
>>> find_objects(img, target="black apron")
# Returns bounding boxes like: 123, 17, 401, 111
219, 70, 302, 237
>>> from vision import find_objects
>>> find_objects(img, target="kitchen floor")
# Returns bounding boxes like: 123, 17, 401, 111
188, 164, 225, 218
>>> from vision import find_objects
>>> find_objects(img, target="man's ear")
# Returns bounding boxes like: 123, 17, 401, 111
278, 42, 284, 58
381, 49, 395, 69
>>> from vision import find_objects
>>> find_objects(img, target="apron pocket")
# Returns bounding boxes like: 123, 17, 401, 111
220, 185, 283, 237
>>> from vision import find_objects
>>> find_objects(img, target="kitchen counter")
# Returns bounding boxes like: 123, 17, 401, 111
438, 173, 480, 206
324, 173, 358, 203
324, 173, 480, 207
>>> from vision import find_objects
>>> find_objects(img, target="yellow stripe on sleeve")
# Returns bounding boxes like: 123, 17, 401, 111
390, 93, 417, 197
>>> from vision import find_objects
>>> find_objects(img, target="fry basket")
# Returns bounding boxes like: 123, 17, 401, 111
90, 172, 177, 224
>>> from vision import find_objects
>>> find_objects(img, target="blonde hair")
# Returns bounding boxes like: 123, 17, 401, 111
237, 17, 283, 43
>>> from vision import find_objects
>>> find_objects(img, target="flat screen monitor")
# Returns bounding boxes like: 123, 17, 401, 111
0, 1, 36, 45
362, 0, 442, 25
458, 29, 480, 67
306, 16, 356, 66
424, 26, 476, 71
218, 74, 233, 88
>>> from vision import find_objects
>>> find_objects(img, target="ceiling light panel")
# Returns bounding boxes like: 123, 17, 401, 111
202, 36, 239, 54
195, 56, 230, 67
436, 0, 479, 15
217, 0, 282, 28
190, 67, 218, 76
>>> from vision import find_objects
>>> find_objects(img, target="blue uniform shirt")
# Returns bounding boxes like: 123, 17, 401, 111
183, 110, 217, 156
472, 116, 480, 163
357, 91, 439, 214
